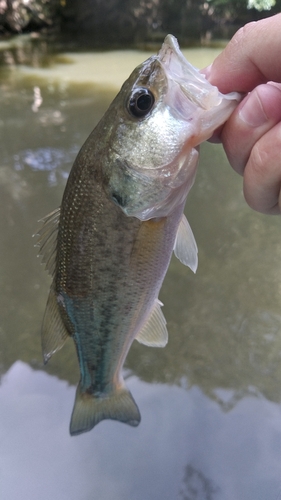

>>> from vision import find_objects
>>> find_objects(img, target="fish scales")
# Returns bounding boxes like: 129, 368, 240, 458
37, 34, 241, 435
57, 152, 181, 428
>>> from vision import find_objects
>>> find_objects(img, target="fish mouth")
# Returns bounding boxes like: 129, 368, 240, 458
158, 34, 222, 110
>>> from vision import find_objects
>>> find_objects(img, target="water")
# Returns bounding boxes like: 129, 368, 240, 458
1, 40, 281, 500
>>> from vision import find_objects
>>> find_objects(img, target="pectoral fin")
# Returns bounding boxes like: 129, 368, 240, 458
70, 383, 141, 436
41, 284, 69, 364
135, 299, 168, 347
173, 214, 198, 273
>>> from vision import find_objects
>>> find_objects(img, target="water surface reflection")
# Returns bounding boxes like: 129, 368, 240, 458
1, 360, 281, 500
1, 46, 281, 499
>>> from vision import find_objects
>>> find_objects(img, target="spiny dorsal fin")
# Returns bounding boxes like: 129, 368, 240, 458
70, 383, 141, 436
135, 299, 168, 347
41, 283, 69, 364
173, 214, 198, 273
34, 207, 60, 276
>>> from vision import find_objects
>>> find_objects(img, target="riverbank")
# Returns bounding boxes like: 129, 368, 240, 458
0, 35, 221, 89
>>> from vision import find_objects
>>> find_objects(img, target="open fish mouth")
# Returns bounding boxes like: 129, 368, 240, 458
158, 35, 233, 110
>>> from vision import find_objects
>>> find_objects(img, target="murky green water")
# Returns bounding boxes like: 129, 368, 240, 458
1, 40, 281, 500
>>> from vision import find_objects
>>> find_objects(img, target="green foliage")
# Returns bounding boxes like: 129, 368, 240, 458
2, 0, 281, 42
247, 0, 276, 10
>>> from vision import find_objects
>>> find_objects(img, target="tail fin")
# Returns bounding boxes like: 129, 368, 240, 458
69, 383, 141, 436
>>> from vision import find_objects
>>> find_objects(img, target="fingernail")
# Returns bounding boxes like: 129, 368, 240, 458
239, 92, 268, 127
201, 64, 212, 79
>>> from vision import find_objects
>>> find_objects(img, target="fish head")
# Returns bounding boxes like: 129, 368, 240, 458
102, 35, 241, 220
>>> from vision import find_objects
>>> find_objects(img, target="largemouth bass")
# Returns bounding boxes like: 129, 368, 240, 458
37, 35, 240, 435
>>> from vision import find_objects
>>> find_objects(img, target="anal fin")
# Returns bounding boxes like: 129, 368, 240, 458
173, 214, 198, 273
135, 299, 168, 347
70, 383, 141, 436
41, 284, 69, 363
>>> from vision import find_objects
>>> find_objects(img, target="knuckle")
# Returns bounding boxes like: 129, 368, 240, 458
229, 21, 256, 51
231, 22, 257, 49
248, 142, 269, 184
244, 129, 281, 213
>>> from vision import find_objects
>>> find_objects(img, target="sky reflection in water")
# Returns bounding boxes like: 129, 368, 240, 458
14, 147, 78, 185
1, 45, 281, 499
1, 360, 281, 500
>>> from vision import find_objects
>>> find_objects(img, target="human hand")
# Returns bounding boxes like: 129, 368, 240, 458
206, 14, 281, 214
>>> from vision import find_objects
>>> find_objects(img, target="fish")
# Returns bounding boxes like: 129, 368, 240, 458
36, 35, 241, 436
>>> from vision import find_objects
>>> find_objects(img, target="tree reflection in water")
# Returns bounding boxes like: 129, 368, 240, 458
180, 464, 220, 500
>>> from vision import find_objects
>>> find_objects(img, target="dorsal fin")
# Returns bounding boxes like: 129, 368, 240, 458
41, 283, 69, 363
34, 208, 60, 276
173, 214, 198, 273
135, 299, 168, 347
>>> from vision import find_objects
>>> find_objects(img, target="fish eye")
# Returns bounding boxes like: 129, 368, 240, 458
128, 88, 155, 118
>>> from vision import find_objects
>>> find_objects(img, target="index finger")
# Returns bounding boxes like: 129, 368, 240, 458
208, 14, 281, 94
